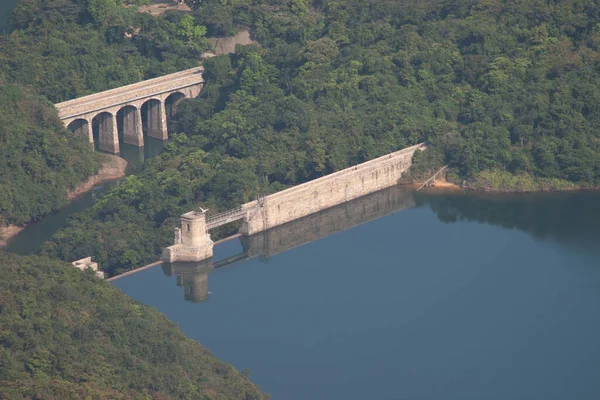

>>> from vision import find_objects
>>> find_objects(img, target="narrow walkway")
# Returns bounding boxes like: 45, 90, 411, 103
417, 165, 448, 191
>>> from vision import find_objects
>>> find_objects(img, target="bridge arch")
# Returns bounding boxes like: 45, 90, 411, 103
55, 67, 205, 153
116, 105, 143, 147
165, 91, 186, 119
67, 118, 91, 141
92, 112, 119, 153
141, 98, 167, 140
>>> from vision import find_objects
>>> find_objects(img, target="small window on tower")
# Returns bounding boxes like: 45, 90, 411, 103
187, 224, 190, 232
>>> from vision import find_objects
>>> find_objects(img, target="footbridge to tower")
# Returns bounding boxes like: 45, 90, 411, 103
55, 67, 204, 153
162, 186, 416, 303
161, 143, 426, 265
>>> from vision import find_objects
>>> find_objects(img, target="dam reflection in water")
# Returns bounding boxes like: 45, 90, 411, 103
162, 186, 415, 302
115, 189, 600, 400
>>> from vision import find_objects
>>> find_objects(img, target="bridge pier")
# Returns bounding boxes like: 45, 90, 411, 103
97, 113, 120, 154
86, 118, 93, 144
147, 100, 168, 141
121, 107, 144, 146
55, 66, 205, 152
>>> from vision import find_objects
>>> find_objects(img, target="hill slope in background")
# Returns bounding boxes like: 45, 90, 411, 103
0, 0, 208, 227
42, 0, 600, 275
0, 253, 267, 399
0, 86, 100, 227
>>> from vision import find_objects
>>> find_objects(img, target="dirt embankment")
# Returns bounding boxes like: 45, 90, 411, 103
423, 176, 462, 190
406, 169, 463, 192
207, 30, 256, 56
67, 154, 128, 200
137, 2, 191, 16
0, 225, 24, 248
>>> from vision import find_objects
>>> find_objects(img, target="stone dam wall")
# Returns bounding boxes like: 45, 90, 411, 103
239, 186, 416, 261
239, 143, 424, 235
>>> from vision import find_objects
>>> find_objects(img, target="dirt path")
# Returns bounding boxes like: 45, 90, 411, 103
208, 31, 256, 56
138, 2, 191, 16
427, 178, 462, 189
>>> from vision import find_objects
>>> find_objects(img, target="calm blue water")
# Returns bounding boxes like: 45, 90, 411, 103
5, 139, 165, 254
114, 190, 600, 399
0, 0, 19, 33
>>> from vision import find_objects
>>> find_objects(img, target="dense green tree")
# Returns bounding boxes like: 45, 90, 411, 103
0, 252, 266, 399
0, 0, 213, 229
0, 86, 100, 227
7, 0, 598, 274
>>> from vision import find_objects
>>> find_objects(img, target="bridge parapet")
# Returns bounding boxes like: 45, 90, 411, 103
55, 67, 204, 153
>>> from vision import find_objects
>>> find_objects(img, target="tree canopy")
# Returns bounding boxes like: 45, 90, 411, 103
0, 0, 211, 228
40, 0, 600, 275
0, 252, 266, 399
0, 86, 99, 226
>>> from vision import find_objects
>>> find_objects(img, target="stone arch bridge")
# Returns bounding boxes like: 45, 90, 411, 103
55, 67, 204, 153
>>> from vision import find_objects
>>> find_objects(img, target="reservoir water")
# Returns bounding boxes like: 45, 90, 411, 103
113, 188, 600, 399
5, 139, 164, 254
0, 0, 19, 33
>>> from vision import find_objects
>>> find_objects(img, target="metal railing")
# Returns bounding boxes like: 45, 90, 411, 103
206, 206, 247, 230
205, 196, 265, 230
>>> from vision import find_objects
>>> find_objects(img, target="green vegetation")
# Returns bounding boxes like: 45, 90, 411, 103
0, 4, 269, 397
2, 0, 600, 396
0, 86, 99, 227
0, 0, 207, 102
0, 252, 266, 399
0, 0, 211, 228
38, 0, 600, 275
468, 170, 577, 192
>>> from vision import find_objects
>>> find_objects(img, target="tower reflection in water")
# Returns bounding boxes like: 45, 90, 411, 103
162, 259, 214, 303
162, 186, 416, 303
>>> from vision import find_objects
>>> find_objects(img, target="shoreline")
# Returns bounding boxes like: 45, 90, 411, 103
67, 154, 128, 200
0, 225, 25, 248
0, 154, 128, 248
104, 178, 599, 281
410, 168, 599, 194
107, 234, 242, 281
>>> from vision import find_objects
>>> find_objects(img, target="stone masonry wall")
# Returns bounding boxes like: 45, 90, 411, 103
240, 186, 416, 260
56, 67, 204, 119
240, 143, 424, 235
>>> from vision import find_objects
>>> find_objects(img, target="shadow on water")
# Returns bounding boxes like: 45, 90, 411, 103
160, 187, 600, 303
4, 180, 120, 255
162, 259, 214, 303
5, 138, 167, 255
414, 189, 600, 255
163, 186, 416, 302
119, 137, 165, 174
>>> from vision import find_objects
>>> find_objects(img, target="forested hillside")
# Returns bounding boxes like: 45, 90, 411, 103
0, 253, 266, 399
0, 86, 99, 227
0, 0, 210, 228
2, 0, 600, 396
0, 0, 207, 102
40, 0, 600, 275
0, 4, 268, 398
